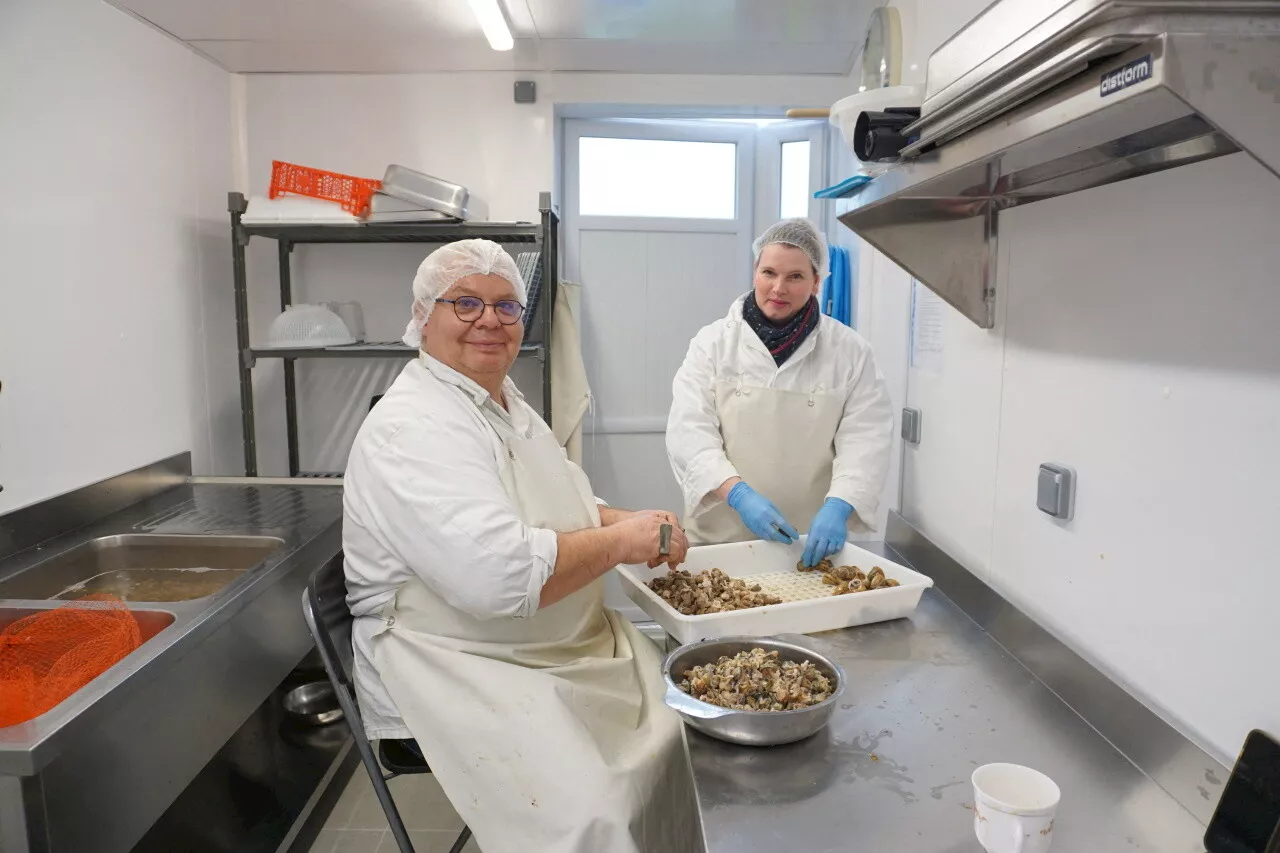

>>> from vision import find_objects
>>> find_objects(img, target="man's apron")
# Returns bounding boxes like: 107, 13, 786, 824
684, 376, 845, 546
371, 428, 702, 853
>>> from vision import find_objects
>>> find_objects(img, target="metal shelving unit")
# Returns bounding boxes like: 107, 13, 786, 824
227, 190, 560, 477
248, 342, 546, 361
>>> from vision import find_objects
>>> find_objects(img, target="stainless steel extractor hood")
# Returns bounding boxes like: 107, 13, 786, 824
837, 0, 1280, 328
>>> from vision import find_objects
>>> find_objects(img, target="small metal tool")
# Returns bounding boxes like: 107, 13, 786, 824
659, 523, 673, 556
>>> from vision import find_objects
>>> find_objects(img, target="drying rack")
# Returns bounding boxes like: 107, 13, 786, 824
227, 190, 560, 477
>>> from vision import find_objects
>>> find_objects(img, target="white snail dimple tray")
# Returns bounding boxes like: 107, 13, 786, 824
617, 538, 935, 646
739, 571, 837, 603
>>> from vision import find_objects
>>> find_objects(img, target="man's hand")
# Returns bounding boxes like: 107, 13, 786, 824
599, 506, 637, 526
600, 506, 679, 531
609, 511, 688, 568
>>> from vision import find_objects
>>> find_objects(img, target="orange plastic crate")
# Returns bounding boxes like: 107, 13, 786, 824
268, 160, 382, 216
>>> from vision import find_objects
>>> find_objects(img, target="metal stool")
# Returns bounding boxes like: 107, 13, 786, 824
302, 558, 472, 853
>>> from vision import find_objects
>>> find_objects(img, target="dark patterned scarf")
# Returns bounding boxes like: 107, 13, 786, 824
741, 292, 820, 366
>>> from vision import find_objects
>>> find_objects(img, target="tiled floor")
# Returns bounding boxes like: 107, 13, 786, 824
307, 767, 479, 853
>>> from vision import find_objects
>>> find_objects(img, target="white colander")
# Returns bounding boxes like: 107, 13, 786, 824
267, 304, 355, 348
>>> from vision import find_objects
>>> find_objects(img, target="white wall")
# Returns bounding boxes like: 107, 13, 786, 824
241, 71, 862, 479
877, 0, 1280, 762
889, 0, 994, 87
826, 123, 908, 525
0, 0, 236, 512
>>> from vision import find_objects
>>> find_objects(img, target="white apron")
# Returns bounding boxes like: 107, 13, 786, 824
684, 376, 845, 546
371, 427, 702, 853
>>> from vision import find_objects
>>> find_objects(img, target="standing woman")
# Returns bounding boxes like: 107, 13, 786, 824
666, 218, 894, 567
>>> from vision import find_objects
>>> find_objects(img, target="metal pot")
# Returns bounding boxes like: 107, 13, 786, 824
282, 682, 344, 726
662, 635, 846, 747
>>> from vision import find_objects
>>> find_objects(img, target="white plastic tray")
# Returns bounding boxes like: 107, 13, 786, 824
617, 537, 933, 645
241, 194, 360, 224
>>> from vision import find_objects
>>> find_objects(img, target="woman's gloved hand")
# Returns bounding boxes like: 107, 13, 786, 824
727, 482, 799, 544
802, 498, 854, 567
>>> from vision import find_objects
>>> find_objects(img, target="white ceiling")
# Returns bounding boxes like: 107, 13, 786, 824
107, 0, 873, 75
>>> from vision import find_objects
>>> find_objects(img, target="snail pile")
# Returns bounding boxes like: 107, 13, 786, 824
797, 559, 899, 596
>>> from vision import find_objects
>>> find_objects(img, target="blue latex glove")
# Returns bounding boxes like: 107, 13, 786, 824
727, 482, 799, 544
802, 498, 854, 567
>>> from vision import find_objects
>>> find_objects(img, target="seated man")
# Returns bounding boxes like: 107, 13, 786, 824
342, 239, 700, 853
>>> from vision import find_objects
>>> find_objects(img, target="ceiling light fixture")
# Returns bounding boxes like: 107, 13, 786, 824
467, 0, 514, 51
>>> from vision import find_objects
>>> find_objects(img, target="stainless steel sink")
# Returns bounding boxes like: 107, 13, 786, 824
0, 606, 177, 727
0, 464, 345, 853
0, 534, 284, 602
0, 605, 176, 641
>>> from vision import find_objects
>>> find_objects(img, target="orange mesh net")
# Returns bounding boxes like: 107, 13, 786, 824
268, 160, 382, 216
0, 596, 142, 727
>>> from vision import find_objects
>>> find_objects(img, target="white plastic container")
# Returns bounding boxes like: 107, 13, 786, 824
241, 195, 360, 224
617, 537, 933, 645
322, 301, 366, 342
266, 304, 354, 348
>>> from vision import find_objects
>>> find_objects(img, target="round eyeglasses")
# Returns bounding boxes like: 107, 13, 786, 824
435, 296, 525, 326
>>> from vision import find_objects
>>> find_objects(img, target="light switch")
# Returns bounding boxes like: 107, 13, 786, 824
1037, 463, 1074, 520
901, 407, 921, 445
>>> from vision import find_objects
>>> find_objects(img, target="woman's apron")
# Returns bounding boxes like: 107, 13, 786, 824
684, 376, 846, 546
371, 428, 702, 853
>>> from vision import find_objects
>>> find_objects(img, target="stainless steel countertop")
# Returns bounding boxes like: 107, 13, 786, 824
686, 548, 1208, 852
0, 480, 343, 776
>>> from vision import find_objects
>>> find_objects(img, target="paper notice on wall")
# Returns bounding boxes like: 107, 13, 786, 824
910, 279, 945, 373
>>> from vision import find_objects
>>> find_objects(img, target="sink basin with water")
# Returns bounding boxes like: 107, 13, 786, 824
0, 534, 284, 602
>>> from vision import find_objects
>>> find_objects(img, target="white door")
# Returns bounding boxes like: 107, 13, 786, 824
563, 117, 825, 617
564, 118, 756, 514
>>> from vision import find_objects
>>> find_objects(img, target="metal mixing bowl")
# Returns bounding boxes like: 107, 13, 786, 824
282, 681, 344, 726
662, 635, 847, 747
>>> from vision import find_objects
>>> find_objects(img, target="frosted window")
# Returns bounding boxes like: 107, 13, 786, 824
578, 137, 737, 218
780, 140, 811, 220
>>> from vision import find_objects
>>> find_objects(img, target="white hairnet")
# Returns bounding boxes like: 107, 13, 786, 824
401, 238, 527, 348
752, 218, 830, 281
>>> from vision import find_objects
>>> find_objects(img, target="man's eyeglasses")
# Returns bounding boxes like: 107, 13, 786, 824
435, 296, 525, 326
